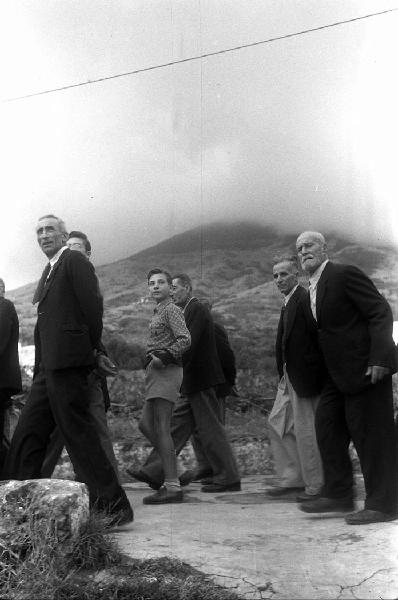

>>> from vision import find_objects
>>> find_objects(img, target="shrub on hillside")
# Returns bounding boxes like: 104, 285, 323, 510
104, 334, 146, 370
107, 369, 145, 414
232, 368, 277, 413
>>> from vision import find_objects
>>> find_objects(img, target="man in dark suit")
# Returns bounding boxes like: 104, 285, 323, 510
182, 298, 238, 485
266, 256, 324, 501
0, 279, 22, 471
2, 215, 132, 526
130, 273, 240, 493
41, 231, 120, 483
198, 298, 238, 423
296, 231, 397, 524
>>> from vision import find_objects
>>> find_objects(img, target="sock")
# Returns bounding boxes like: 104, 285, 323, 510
164, 478, 181, 490
176, 455, 185, 477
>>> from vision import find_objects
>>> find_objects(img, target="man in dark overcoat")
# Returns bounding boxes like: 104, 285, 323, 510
296, 231, 397, 524
0, 278, 22, 470
2, 215, 132, 526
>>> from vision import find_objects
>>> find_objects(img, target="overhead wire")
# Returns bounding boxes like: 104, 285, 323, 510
2, 6, 398, 103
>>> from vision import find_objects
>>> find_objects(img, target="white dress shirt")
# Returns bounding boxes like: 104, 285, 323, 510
47, 245, 68, 278
283, 284, 299, 307
308, 260, 329, 321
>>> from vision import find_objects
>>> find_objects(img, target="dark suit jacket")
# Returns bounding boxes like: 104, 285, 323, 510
0, 297, 22, 394
33, 248, 103, 372
213, 321, 237, 398
181, 298, 225, 395
275, 285, 325, 397
315, 261, 396, 395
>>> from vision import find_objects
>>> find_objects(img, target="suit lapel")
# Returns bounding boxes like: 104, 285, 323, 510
38, 248, 69, 305
276, 306, 284, 346
315, 262, 331, 322
284, 286, 301, 341
32, 263, 51, 304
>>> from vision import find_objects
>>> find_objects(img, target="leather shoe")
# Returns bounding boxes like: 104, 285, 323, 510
345, 509, 397, 525
266, 486, 303, 498
97, 493, 134, 528
201, 481, 241, 493
126, 468, 161, 490
179, 468, 213, 487
300, 496, 354, 513
296, 492, 321, 502
143, 486, 183, 505
106, 504, 134, 527
200, 477, 214, 485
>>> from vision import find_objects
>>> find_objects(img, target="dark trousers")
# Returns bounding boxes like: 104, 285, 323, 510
0, 389, 12, 472
191, 395, 226, 472
316, 375, 398, 514
41, 374, 120, 482
142, 388, 239, 486
41, 428, 65, 479
2, 367, 125, 509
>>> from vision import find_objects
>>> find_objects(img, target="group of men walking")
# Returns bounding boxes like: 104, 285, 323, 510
0, 217, 397, 526
0, 213, 240, 518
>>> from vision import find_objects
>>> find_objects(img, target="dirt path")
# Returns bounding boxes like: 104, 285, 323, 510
113, 476, 398, 599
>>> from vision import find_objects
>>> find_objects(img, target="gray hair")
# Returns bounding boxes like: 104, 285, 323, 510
296, 231, 327, 246
37, 214, 68, 235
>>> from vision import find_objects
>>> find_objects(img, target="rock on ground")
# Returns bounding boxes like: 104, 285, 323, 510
0, 479, 89, 546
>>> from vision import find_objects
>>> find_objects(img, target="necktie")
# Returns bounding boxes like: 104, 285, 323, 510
32, 263, 51, 304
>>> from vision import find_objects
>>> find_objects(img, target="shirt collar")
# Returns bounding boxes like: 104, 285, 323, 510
181, 295, 196, 314
49, 245, 68, 268
154, 297, 173, 313
309, 259, 329, 288
284, 284, 299, 306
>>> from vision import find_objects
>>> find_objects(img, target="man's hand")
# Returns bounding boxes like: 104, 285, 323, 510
365, 365, 389, 384
230, 385, 239, 398
96, 354, 118, 377
149, 354, 165, 369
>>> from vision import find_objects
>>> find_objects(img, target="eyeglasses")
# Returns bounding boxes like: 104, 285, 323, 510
67, 242, 85, 249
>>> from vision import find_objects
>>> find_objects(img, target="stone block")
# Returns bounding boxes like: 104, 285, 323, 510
0, 478, 89, 548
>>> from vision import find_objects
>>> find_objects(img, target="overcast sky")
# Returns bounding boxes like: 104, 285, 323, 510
1, 0, 398, 290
